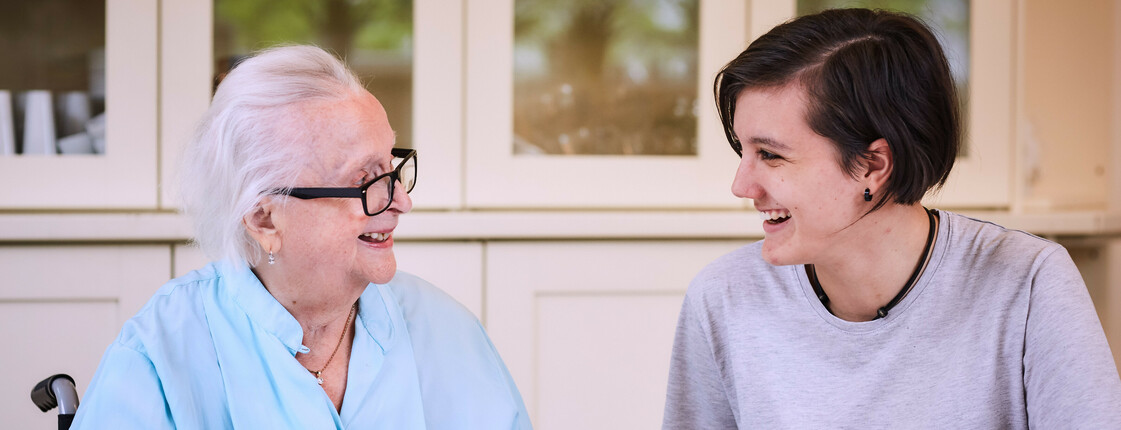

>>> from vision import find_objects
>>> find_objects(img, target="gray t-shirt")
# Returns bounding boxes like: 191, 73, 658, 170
663, 211, 1121, 429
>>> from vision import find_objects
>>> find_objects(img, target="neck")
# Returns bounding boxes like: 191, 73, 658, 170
252, 264, 363, 339
810, 204, 935, 322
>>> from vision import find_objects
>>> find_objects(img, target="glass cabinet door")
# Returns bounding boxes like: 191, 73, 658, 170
750, 0, 1014, 208
161, 0, 463, 209
465, 0, 747, 208
0, 0, 157, 208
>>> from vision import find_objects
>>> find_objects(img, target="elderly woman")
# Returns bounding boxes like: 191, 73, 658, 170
663, 9, 1121, 429
73, 46, 531, 429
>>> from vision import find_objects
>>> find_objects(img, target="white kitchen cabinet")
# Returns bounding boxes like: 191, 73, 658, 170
485, 240, 745, 429
0, 0, 158, 209
465, 0, 747, 209
0, 245, 170, 430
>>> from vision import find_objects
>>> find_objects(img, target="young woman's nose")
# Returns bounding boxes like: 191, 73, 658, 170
731, 157, 765, 200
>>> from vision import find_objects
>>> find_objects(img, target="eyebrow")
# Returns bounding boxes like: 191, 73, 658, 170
746, 136, 791, 152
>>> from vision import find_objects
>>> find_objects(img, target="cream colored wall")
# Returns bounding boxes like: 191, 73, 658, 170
1019, 0, 1114, 210
1114, 0, 1121, 212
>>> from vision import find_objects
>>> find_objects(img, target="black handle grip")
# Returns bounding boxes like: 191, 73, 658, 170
31, 374, 76, 413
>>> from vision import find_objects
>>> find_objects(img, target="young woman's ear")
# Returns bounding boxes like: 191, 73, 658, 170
863, 138, 894, 193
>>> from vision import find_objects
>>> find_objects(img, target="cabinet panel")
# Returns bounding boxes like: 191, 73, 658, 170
537, 294, 682, 429
0, 245, 170, 322
394, 242, 484, 319
0, 245, 170, 429
1, 302, 118, 430
160, 0, 212, 208
486, 240, 745, 428
1018, 0, 1113, 210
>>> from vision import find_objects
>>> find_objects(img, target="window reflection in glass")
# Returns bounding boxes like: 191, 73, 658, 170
214, 0, 414, 147
0, 1, 106, 156
797, 0, 970, 156
514, 0, 699, 156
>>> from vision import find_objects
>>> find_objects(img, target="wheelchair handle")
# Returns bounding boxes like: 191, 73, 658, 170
31, 373, 79, 415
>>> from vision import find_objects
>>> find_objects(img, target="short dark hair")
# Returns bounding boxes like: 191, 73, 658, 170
715, 8, 960, 210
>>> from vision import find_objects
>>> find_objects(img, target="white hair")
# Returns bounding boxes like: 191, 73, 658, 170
179, 45, 367, 266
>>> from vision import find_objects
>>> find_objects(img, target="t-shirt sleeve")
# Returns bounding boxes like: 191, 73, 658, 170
662, 290, 737, 430
70, 343, 174, 430
1023, 247, 1121, 428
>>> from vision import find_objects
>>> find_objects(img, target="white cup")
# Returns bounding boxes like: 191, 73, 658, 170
86, 112, 106, 154
22, 90, 57, 155
55, 91, 90, 137
58, 133, 94, 155
0, 90, 14, 156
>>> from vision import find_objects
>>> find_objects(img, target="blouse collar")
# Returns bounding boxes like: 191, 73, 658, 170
216, 260, 401, 356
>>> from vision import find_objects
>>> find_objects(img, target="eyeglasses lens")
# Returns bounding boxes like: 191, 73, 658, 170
365, 154, 417, 215
399, 155, 416, 193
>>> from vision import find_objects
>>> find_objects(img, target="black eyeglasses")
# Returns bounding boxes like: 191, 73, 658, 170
277, 148, 417, 216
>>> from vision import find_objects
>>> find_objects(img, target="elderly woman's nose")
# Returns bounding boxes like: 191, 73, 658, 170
391, 180, 413, 213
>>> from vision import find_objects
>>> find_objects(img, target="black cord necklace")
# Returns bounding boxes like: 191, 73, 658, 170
806, 208, 937, 320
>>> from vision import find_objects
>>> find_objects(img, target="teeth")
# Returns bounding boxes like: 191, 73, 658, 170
361, 232, 391, 241
757, 210, 791, 221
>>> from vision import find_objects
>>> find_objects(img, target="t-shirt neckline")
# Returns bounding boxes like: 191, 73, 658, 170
794, 209, 953, 332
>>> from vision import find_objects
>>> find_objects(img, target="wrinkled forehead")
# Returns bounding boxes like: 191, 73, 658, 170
283, 92, 396, 183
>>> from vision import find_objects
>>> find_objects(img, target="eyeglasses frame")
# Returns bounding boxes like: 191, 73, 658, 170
278, 148, 417, 217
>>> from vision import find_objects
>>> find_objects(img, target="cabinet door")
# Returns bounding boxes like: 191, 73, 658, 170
160, 0, 463, 210
750, 0, 1015, 208
485, 240, 744, 429
0, 245, 170, 430
465, 0, 748, 208
0, 0, 157, 209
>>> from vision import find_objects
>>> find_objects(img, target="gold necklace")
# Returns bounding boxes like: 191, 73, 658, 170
304, 302, 357, 385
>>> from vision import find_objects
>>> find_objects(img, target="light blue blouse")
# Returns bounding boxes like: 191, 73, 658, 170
71, 261, 532, 429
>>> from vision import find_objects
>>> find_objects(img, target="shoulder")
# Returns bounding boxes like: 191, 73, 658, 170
381, 272, 529, 427
384, 271, 481, 330
687, 241, 789, 302
692, 241, 764, 286
115, 263, 222, 352
940, 211, 1065, 269
381, 271, 493, 359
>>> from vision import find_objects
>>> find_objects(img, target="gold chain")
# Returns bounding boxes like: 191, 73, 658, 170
305, 301, 357, 384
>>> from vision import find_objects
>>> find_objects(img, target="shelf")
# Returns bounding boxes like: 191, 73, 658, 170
0, 209, 1118, 243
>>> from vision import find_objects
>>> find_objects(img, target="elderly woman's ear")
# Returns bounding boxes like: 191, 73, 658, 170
244, 197, 282, 259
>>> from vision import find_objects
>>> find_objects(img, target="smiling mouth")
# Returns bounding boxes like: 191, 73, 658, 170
359, 232, 392, 243
759, 210, 792, 225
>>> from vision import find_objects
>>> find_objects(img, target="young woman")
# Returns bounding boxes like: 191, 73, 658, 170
663, 9, 1121, 429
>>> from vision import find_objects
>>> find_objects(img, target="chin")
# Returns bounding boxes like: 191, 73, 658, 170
369, 269, 396, 284
364, 257, 397, 284
760, 240, 798, 266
